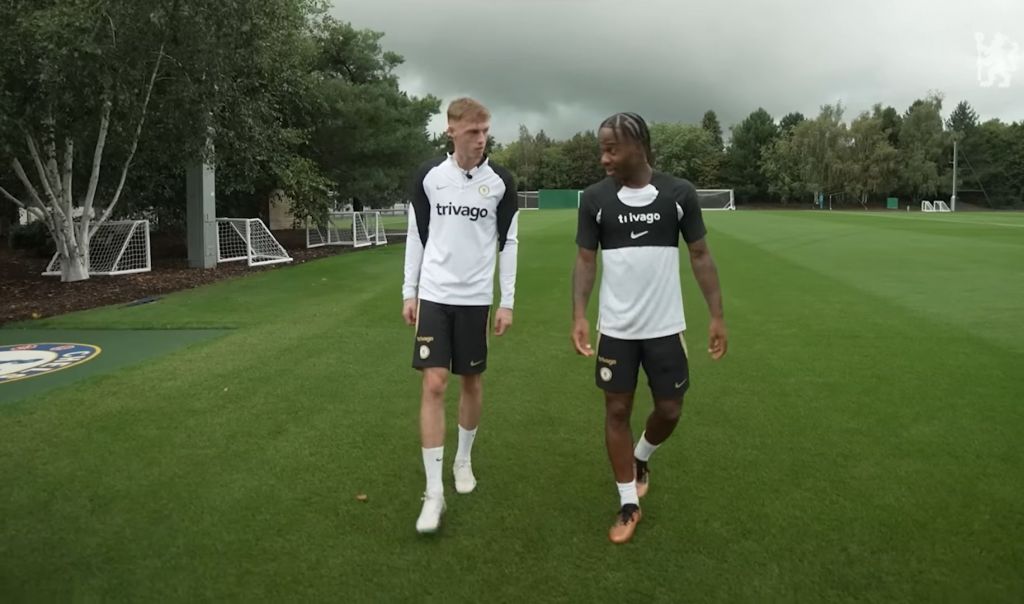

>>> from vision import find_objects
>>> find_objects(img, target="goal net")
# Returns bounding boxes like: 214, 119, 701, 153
379, 208, 407, 239
43, 220, 151, 277
325, 211, 372, 248
306, 217, 328, 248
517, 191, 539, 210
217, 218, 292, 266
696, 189, 736, 210
934, 200, 952, 212
365, 211, 388, 246
921, 201, 936, 212
307, 211, 392, 248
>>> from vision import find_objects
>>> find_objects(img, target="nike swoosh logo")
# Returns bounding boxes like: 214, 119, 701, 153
470, 360, 484, 367
675, 380, 688, 389
630, 231, 649, 239
435, 184, 449, 190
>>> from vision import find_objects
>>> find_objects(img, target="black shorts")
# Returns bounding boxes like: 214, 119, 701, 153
412, 300, 490, 375
595, 332, 690, 399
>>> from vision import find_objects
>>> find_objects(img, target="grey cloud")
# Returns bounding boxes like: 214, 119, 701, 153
331, 0, 1024, 142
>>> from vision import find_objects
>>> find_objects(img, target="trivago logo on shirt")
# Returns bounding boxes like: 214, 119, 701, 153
617, 211, 662, 224
0, 343, 102, 384
435, 203, 490, 221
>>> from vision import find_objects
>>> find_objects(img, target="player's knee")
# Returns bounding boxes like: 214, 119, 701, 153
655, 398, 682, 423
422, 370, 448, 399
605, 395, 633, 423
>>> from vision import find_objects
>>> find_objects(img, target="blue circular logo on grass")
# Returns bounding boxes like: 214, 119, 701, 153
0, 344, 102, 384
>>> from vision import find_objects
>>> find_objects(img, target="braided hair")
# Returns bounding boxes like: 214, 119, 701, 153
599, 112, 653, 164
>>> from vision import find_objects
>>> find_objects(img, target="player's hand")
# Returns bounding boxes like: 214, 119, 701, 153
708, 317, 728, 360
494, 308, 513, 336
572, 317, 594, 356
402, 298, 418, 326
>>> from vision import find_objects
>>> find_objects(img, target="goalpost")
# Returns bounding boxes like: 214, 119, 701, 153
517, 191, 539, 210
922, 200, 953, 212
43, 220, 151, 277
307, 218, 328, 248
364, 211, 388, 246
325, 211, 372, 248
217, 218, 292, 266
696, 189, 736, 211
306, 211, 390, 249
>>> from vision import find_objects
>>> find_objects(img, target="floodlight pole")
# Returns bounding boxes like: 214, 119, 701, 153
951, 138, 959, 212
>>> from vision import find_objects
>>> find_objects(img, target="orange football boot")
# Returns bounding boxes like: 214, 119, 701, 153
608, 504, 642, 544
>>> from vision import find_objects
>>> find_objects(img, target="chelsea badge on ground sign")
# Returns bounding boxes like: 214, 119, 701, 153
0, 343, 102, 384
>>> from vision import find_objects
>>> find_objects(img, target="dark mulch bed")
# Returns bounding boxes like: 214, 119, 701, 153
1, 229, 396, 326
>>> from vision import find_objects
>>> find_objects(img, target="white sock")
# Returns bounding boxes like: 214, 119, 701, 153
634, 432, 660, 462
422, 446, 444, 496
617, 480, 639, 507
455, 425, 477, 463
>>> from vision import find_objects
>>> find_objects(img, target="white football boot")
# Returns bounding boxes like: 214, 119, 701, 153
416, 492, 445, 533
453, 459, 477, 494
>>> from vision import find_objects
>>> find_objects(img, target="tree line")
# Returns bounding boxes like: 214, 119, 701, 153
0, 0, 439, 275
491, 96, 1023, 209
1, 1, 1021, 280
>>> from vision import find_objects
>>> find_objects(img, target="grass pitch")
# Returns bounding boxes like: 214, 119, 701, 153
2, 210, 1022, 602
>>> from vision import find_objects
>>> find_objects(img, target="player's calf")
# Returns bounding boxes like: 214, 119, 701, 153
635, 458, 650, 498
633, 425, 669, 498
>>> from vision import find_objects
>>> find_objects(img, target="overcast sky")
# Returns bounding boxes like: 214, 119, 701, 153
330, 0, 1023, 143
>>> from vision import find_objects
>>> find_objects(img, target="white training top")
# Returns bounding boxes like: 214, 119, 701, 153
403, 154, 519, 308
576, 173, 707, 340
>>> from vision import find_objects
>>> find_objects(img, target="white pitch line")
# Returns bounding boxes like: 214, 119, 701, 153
828, 212, 1024, 229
